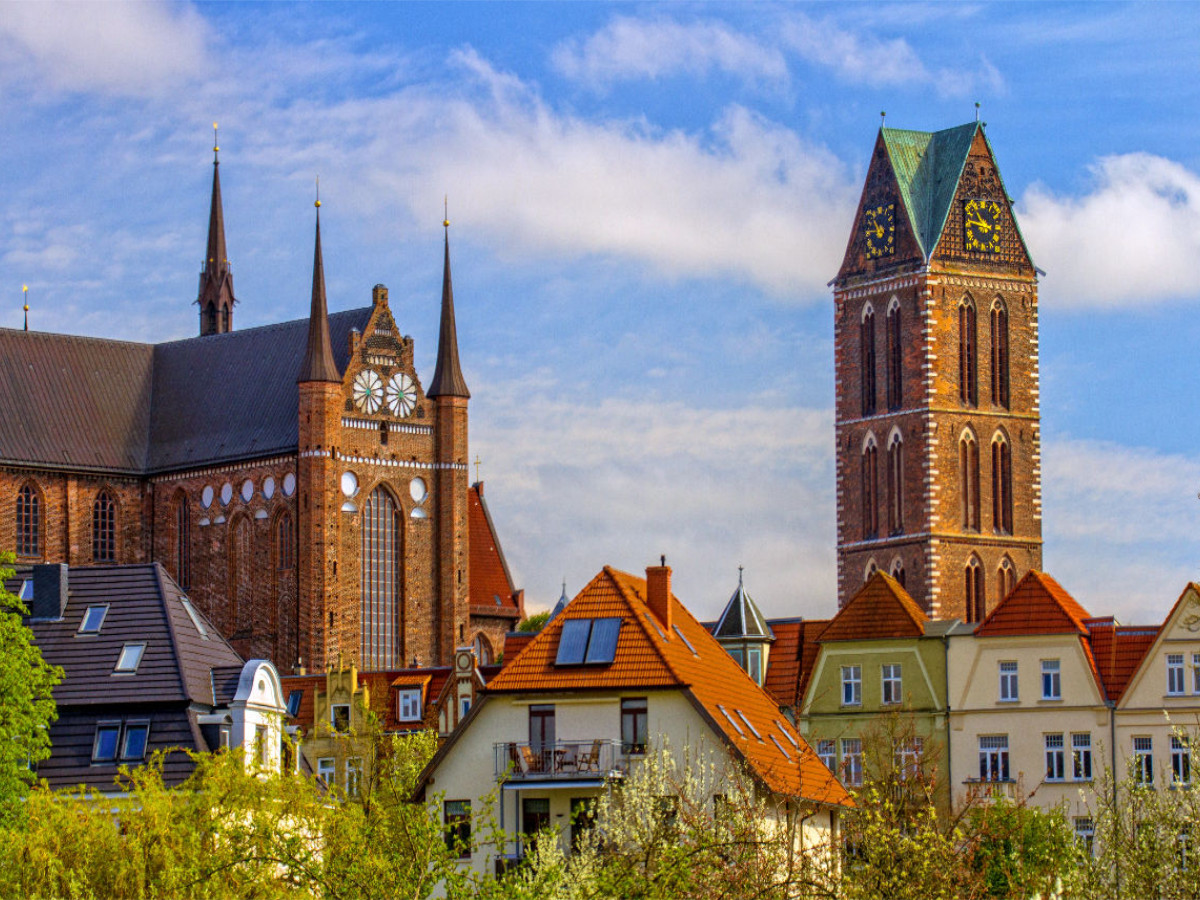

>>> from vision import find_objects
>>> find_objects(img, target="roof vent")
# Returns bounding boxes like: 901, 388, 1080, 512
31, 563, 68, 620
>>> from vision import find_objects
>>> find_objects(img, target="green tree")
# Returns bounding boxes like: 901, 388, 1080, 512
0, 554, 61, 826
516, 611, 550, 633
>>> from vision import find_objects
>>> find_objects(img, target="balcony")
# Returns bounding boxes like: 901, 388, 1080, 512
963, 778, 1017, 802
494, 739, 627, 781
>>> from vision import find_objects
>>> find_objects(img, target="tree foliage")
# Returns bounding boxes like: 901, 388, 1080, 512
516, 611, 550, 633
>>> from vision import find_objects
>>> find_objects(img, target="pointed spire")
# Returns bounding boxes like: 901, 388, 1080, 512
197, 123, 236, 335
427, 208, 470, 399
298, 187, 340, 384
713, 567, 774, 641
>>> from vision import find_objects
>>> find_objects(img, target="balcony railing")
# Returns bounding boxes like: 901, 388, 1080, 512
494, 739, 626, 781
963, 778, 1017, 802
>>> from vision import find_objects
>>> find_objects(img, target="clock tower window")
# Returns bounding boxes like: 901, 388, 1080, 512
990, 299, 1010, 409
861, 433, 879, 540
958, 299, 978, 407
860, 304, 877, 417
959, 431, 980, 532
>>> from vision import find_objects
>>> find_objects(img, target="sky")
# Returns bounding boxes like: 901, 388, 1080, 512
3, 2, 1200, 625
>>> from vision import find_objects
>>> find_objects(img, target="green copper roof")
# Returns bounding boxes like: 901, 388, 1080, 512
881, 122, 978, 261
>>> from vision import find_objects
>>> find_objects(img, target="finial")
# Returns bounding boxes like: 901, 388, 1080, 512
975, 101, 980, 123
22, 284, 28, 332
315, 176, 321, 209
660, 554, 666, 567
738, 564, 744, 587
880, 110, 886, 127
473, 454, 482, 483
443, 195, 449, 229
213, 122, 219, 161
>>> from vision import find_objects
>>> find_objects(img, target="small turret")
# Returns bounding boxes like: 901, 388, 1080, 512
713, 567, 774, 685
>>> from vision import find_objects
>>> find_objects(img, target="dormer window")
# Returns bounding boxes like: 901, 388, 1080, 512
115, 643, 146, 674
398, 689, 422, 722
331, 704, 350, 733
554, 618, 621, 666
78, 605, 109, 635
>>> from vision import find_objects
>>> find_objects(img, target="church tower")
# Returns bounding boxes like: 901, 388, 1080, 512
197, 126, 236, 336
832, 121, 1042, 622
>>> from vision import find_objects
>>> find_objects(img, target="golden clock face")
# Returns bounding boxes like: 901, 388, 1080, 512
964, 199, 1002, 253
863, 203, 895, 258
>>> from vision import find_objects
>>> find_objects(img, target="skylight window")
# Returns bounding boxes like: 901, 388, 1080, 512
93, 722, 120, 762
115, 643, 146, 673
18, 580, 32, 601
771, 735, 792, 761
717, 705, 745, 737
181, 597, 209, 639
775, 721, 800, 749
672, 625, 698, 656
78, 605, 109, 635
736, 710, 763, 741
286, 690, 303, 718
121, 722, 149, 760
554, 618, 621, 665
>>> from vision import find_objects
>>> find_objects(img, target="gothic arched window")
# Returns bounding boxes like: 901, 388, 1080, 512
861, 434, 879, 540
992, 433, 1013, 534
959, 298, 977, 406
965, 556, 985, 623
220, 306, 230, 332
864, 559, 879, 583
275, 512, 295, 571
230, 516, 251, 634
92, 491, 116, 563
998, 557, 1016, 603
361, 486, 402, 669
173, 493, 191, 590
990, 298, 1009, 409
887, 297, 902, 410
860, 304, 877, 417
887, 430, 904, 535
205, 302, 217, 334
891, 557, 906, 588
959, 431, 980, 531
16, 483, 40, 559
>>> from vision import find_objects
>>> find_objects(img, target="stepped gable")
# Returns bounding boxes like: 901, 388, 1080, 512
487, 566, 852, 807
762, 617, 829, 710
468, 483, 521, 617
975, 570, 1091, 637
1085, 617, 1159, 704
820, 572, 927, 642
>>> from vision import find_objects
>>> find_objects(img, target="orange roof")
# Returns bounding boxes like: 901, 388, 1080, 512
501, 631, 534, 664
820, 572, 927, 642
975, 571, 1091, 637
763, 618, 828, 710
487, 566, 852, 808
281, 667, 453, 734
468, 484, 521, 617
1086, 618, 1159, 704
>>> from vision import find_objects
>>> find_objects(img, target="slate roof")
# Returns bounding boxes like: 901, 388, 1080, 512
819, 572, 927, 642
485, 566, 852, 807
713, 571, 774, 641
0, 308, 370, 476
468, 483, 521, 618
975, 570, 1091, 637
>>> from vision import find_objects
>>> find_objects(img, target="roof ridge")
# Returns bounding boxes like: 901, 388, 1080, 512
604, 567, 689, 687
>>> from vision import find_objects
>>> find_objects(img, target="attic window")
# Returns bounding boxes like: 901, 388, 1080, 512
331, 704, 351, 733
735, 710, 763, 741
115, 643, 146, 674
286, 691, 303, 718
18, 580, 32, 601
555, 618, 621, 666
93, 722, 120, 762
181, 597, 209, 639
717, 705, 745, 737
770, 734, 792, 761
78, 605, 109, 635
672, 625, 697, 656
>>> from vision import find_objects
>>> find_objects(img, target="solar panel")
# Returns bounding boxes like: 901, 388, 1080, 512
585, 617, 621, 664
556, 619, 592, 665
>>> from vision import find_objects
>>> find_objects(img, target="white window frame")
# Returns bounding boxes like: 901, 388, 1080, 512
1072, 732, 1093, 781
398, 688, 422, 722
115, 642, 146, 673
317, 757, 335, 786
841, 738, 863, 787
841, 666, 862, 707
1172, 735, 1191, 786
1074, 817, 1095, 857
1045, 733, 1065, 781
1168, 653, 1186, 696
979, 735, 1010, 782
1193, 653, 1200, 695
999, 661, 1018, 702
881, 663, 902, 705
346, 757, 363, 797
78, 605, 109, 635
1041, 659, 1061, 700
1133, 736, 1154, 785
816, 739, 836, 773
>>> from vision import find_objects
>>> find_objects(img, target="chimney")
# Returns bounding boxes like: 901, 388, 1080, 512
32, 563, 68, 620
646, 557, 672, 632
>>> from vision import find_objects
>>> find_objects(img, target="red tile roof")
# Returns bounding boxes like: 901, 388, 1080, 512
501, 631, 534, 664
975, 571, 1091, 637
819, 572, 927, 642
282, 667, 453, 734
488, 566, 852, 808
763, 618, 829, 711
468, 483, 521, 617
1086, 618, 1159, 704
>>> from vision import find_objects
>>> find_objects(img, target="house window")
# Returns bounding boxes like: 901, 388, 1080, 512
317, 757, 335, 787
621, 697, 648, 755
841, 738, 863, 787
522, 798, 551, 854
275, 512, 295, 570
887, 431, 903, 535
330, 704, 351, 733
78, 605, 109, 635
16, 483, 40, 558
1172, 735, 1191, 786
443, 800, 471, 859
346, 758, 363, 797
959, 298, 977, 406
1133, 736, 1154, 785
841, 665, 862, 706
746, 646, 763, 685
93, 722, 121, 762
991, 299, 1009, 409
979, 735, 1010, 782
1074, 817, 1095, 857
886, 299, 902, 410
881, 664, 902, 705
894, 737, 923, 779
966, 557, 985, 624
255, 724, 268, 766
1041, 660, 1061, 700
115, 643, 146, 674
992, 433, 1013, 534
817, 740, 836, 773
398, 688, 422, 722
998, 661, 1018, 702
959, 433, 980, 531
1045, 734, 1065, 781
459, 697, 470, 719
121, 722, 150, 761
286, 690, 303, 718
1193, 653, 1200, 694
92, 491, 116, 563
860, 304, 876, 417
861, 436, 878, 540
361, 486, 402, 669
1168, 653, 1186, 696
1072, 733, 1093, 781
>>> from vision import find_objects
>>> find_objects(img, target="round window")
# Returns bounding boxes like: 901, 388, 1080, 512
409, 477, 428, 503
283, 473, 296, 497
341, 471, 359, 497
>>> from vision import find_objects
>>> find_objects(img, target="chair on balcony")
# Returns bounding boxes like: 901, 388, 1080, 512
575, 739, 603, 773
518, 744, 542, 775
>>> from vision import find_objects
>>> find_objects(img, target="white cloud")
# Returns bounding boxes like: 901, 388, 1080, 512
1020, 153, 1200, 307
0, 1, 210, 96
551, 16, 789, 89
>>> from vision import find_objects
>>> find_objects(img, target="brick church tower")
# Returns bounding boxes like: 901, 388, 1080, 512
832, 122, 1042, 621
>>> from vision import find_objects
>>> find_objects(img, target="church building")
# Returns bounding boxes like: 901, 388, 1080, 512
832, 121, 1042, 621
0, 140, 523, 672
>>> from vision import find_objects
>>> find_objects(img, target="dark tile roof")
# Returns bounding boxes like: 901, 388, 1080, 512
0, 308, 369, 476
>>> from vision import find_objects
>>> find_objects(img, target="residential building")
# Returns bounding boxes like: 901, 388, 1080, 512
712, 568, 774, 686
14, 562, 286, 791
413, 562, 852, 873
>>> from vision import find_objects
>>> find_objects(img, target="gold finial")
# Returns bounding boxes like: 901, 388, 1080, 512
213, 122, 219, 159
443, 195, 449, 229
22, 285, 28, 332
315, 176, 321, 209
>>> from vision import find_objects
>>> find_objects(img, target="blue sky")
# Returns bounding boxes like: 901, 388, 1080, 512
3, 2, 1200, 624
